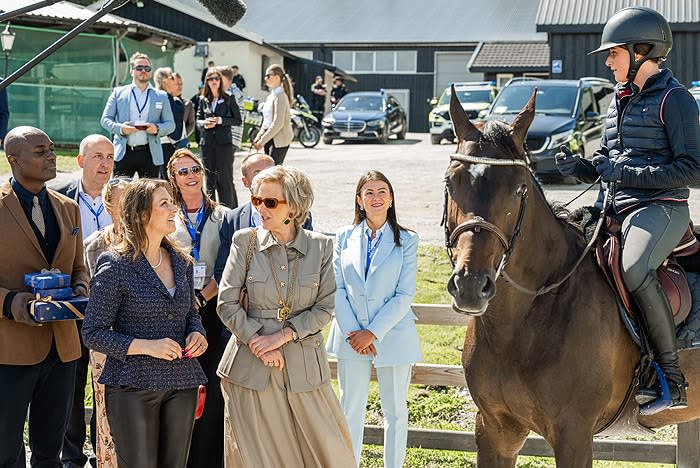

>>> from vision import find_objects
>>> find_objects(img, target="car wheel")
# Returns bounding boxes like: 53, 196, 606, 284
322, 136, 333, 145
430, 135, 442, 145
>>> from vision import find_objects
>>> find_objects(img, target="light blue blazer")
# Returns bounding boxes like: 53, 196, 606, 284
327, 223, 422, 367
100, 85, 175, 165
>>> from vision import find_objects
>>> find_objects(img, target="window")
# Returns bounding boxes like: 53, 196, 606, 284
332, 50, 417, 73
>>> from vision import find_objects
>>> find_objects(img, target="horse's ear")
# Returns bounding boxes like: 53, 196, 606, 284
510, 87, 537, 151
449, 84, 480, 142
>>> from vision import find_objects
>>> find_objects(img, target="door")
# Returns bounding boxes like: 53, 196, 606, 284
434, 52, 482, 98
384, 88, 410, 131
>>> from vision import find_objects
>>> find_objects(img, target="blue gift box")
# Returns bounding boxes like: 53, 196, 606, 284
24, 272, 71, 289
33, 287, 73, 300
29, 296, 88, 322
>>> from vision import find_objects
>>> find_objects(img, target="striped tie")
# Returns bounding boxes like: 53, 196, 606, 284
32, 196, 46, 237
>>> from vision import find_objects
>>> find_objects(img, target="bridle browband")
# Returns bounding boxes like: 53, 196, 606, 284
442, 152, 605, 298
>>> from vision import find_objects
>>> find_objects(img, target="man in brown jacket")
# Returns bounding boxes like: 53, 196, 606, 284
0, 126, 89, 467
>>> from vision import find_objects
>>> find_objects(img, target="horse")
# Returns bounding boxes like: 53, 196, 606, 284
443, 87, 700, 467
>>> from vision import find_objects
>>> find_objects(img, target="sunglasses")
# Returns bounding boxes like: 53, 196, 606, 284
108, 177, 132, 186
251, 196, 287, 209
175, 165, 203, 176
132, 65, 152, 72
206, 76, 220, 81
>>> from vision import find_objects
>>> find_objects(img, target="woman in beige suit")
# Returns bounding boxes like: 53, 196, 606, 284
217, 165, 355, 468
252, 64, 294, 165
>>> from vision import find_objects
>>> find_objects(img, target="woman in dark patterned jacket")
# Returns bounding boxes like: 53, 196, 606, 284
82, 178, 208, 467
555, 7, 700, 410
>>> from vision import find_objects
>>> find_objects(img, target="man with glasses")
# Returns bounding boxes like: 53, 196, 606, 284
100, 52, 175, 179
49, 134, 114, 468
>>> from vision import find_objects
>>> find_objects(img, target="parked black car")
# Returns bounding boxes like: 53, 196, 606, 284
483, 77, 615, 181
321, 91, 407, 144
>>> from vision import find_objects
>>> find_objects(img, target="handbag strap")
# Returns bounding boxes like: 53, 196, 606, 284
244, 228, 257, 276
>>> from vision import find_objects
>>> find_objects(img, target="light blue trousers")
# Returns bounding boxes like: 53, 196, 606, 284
337, 360, 412, 468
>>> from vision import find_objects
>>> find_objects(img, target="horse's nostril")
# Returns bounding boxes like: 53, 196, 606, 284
480, 275, 496, 300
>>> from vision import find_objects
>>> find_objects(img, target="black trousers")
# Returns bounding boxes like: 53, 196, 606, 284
200, 143, 238, 209
105, 386, 198, 468
264, 139, 289, 165
114, 146, 162, 179
186, 302, 227, 468
61, 321, 95, 468
0, 346, 76, 468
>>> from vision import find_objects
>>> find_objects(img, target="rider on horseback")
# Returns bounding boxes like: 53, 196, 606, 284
555, 7, 700, 408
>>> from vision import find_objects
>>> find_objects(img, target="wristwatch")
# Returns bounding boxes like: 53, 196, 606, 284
196, 291, 207, 307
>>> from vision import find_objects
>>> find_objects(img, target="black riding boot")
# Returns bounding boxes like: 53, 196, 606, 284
632, 276, 687, 408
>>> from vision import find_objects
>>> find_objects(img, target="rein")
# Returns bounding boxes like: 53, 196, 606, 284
443, 152, 607, 298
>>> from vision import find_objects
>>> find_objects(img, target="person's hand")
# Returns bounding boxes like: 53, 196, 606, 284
260, 349, 285, 369
592, 155, 623, 182
252, 140, 262, 150
554, 146, 581, 177
120, 123, 138, 136
146, 337, 183, 361
204, 117, 217, 129
347, 329, 376, 355
248, 331, 286, 357
146, 123, 159, 135
73, 285, 88, 298
184, 331, 208, 359
10, 292, 41, 327
360, 343, 378, 357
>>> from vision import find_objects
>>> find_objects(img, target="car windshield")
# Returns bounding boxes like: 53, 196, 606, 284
490, 85, 578, 116
438, 89, 492, 106
336, 95, 383, 112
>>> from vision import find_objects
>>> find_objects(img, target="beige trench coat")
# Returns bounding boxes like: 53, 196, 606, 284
216, 227, 335, 392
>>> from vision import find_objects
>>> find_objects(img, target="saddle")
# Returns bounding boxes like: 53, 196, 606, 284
594, 218, 699, 325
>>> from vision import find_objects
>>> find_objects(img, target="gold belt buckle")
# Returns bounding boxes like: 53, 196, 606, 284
277, 305, 290, 322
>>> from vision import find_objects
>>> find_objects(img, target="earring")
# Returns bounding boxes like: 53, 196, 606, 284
283, 219, 291, 225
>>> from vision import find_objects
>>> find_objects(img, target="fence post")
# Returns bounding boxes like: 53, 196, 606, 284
677, 421, 700, 468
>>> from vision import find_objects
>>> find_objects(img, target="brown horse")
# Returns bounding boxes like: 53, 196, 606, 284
443, 88, 700, 467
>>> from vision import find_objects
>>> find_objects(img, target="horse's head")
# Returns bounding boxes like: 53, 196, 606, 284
444, 85, 536, 315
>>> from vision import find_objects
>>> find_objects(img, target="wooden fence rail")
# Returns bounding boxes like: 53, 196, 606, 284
341, 303, 700, 466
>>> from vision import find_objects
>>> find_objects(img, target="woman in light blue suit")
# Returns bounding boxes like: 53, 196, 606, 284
327, 170, 421, 468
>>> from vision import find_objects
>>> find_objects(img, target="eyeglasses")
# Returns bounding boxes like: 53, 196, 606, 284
132, 65, 152, 72
251, 196, 287, 209
264, 73, 276, 79
206, 76, 220, 82
108, 177, 132, 186
175, 165, 203, 176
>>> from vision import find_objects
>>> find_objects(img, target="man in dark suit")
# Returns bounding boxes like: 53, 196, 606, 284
0, 126, 89, 468
49, 134, 114, 468
214, 152, 312, 284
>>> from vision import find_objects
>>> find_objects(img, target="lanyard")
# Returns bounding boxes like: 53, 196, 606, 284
131, 87, 150, 118
365, 231, 383, 277
78, 193, 105, 230
181, 201, 207, 261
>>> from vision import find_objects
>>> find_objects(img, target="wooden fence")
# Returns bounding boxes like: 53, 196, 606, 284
326, 303, 700, 466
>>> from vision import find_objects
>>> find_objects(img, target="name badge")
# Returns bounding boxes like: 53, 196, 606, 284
155, 101, 163, 110
193, 262, 207, 290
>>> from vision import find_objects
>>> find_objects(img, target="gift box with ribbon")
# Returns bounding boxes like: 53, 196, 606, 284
32, 287, 73, 300
29, 296, 88, 322
24, 270, 71, 289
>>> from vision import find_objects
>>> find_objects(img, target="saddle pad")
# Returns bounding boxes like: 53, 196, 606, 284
677, 271, 700, 350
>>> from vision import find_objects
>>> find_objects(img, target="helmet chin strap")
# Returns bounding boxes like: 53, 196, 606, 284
625, 43, 650, 83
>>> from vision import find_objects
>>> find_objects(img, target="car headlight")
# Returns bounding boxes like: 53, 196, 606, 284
367, 119, 385, 127
429, 112, 445, 123
322, 116, 335, 126
546, 130, 574, 150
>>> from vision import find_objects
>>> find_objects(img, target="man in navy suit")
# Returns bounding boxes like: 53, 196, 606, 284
214, 152, 312, 284
100, 52, 175, 179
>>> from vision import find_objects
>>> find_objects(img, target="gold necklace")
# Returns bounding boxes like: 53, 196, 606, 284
266, 248, 300, 322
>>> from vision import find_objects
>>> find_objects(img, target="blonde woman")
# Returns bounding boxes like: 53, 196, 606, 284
83, 177, 131, 468
217, 166, 355, 467
252, 64, 294, 165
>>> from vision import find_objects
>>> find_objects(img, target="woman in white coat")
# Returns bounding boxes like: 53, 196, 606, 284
327, 170, 421, 468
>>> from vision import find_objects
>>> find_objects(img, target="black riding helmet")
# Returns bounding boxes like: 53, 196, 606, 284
588, 6, 672, 82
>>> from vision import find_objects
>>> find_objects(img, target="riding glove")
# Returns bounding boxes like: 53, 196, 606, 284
591, 155, 624, 182
554, 146, 580, 176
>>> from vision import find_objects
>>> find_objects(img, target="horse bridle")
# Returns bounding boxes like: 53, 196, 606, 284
442, 152, 605, 298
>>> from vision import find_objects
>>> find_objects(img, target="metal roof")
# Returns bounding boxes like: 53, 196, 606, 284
469, 41, 550, 72
537, 0, 700, 26
220, 0, 546, 44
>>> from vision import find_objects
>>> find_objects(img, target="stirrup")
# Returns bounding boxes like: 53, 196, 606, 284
639, 361, 673, 416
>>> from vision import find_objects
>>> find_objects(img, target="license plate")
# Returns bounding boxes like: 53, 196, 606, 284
340, 132, 358, 138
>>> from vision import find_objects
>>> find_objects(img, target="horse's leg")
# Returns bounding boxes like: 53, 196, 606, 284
474, 411, 528, 468
549, 421, 594, 468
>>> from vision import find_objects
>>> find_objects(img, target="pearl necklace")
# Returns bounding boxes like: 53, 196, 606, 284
148, 249, 163, 269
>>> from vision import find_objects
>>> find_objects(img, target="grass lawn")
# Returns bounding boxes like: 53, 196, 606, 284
0, 148, 77, 176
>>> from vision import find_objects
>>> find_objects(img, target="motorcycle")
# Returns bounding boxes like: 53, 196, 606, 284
246, 95, 321, 148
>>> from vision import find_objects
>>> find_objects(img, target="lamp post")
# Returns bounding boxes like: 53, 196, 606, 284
1, 23, 15, 79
